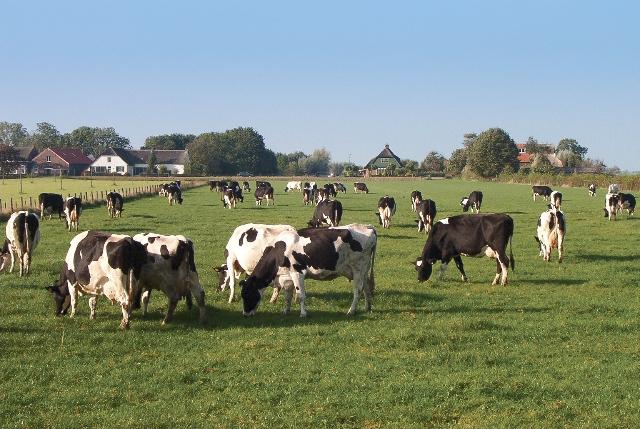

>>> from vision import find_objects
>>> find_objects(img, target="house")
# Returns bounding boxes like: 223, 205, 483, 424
363, 144, 403, 176
0, 145, 39, 175
517, 143, 563, 169
90, 148, 188, 176
32, 148, 93, 176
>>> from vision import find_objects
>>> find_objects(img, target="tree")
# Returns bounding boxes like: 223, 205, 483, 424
328, 161, 346, 177
147, 150, 158, 175
463, 133, 478, 148
0, 122, 29, 146
27, 122, 62, 149
300, 148, 331, 175
143, 134, 195, 150
556, 149, 583, 169
399, 159, 419, 176
524, 136, 545, 156
0, 144, 18, 182
556, 138, 588, 158
421, 151, 445, 173
467, 128, 519, 178
446, 148, 467, 176
63, 126, 131, 157
531, 153, 554, 174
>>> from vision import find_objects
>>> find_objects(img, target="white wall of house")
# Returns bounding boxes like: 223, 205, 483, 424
133, 163, 184, 175
90, 155, 132, 175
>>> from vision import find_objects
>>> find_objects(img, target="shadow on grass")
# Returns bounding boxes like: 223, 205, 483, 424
431, 304, 551, 314
524, 278, 588, 286
129, 214, 156, 219
573, 253, 640, 262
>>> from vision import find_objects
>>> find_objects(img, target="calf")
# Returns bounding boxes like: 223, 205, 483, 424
460, 191, 483, 213
334, 183, 347, 193
255, 186, 274, 206
415, 199, 437, 234
132, 233, 206, 324
46, 231, 147, 329
532, 185, 552, 201
535, 208, 565, 263
354, 182, 369, 194
284, 181, 302, 192
64, 197, 82, 231
588, 184, 596, 197
617, 193, 636, 217
550, 191, 562, 210
415, 214, 515, 286
0, 211, 40, 276
38, 193, 64, 220
106, 192, 124, 218
410, 190, 423, 212
240, 224, 377, 317
167, 184, 183, 205
603, 193, 620, 221
308, 200, 343, 227
376, 196, 396, 228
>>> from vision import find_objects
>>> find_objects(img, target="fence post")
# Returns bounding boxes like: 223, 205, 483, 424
10, 198, 13, 212
21, 197, 24, 209
29, 197, 33, 209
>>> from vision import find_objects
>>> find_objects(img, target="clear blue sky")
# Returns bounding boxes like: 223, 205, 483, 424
1, 1, 638, 170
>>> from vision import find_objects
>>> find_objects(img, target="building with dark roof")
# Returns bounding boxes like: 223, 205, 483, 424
363, 144, 403, 176
90, 148, 188, 175
32, 147, 93, 176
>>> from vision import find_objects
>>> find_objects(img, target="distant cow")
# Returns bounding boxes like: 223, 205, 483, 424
415, 199, 437, 234
255, 186, 274, 206
240, 224, 377, 317
410, 190, 423, 212
106, 192, 124, 218
0, 211, 40, 276
315, 188, 329, 204
376, 196, 396, 228
460, 191, 482, 213
604, 193, 620, 221
608, 184, 620, 194
64, 197, 82, 231
209, 180, 220, 191
46, 231, 147, 329
617, 193, 636, 217
532, 185, 553, 201
354, 182, 369, 194
242, 181, 251, 192
535, 208, 565, 263
222, 188, 237, 209
550, 191, 562, 210
323, 183, 337, 198
284, 181, 302, 192
38, 193, 64, 220
256, 180, 271, 189
303, 188, 315, 206
415, 214, 514, 286
588, 184, 596, 197
334, 183, 347, 193
308, 200, 343, 227
167, 184, 183, 205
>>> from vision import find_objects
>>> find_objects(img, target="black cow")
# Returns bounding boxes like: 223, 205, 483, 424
354, 182, 369, 194
39, 193, 64, 220
167, 184, 183, 205
255, 186, 274, 206
415, 214, 514, 286
106, 192, 124, 218
617, 193, 636, 216
415, 199, 437, 234
334, 183, 347, 193
376, 196, 396, 228
324, 183, 337, 198
532, 185, 553, 201
460, 191, 482, 213
256, 180, 271, 189
64, 197, 82, 231
410, 190, 423, 212
308, 200, 343, 227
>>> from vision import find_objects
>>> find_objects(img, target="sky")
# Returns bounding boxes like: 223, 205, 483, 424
1, 1, 638, 171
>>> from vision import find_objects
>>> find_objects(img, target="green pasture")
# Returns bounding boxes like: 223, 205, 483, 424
0, 179, 638, 428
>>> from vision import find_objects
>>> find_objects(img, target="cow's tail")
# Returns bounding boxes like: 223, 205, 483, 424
509, 233, 515, 272
24, 214, 31, 256
128, 267, 136, 313
368, 241, 377, 296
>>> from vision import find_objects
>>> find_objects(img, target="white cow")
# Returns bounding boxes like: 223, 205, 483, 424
284, 181, 302, 192
0, 211, 40, 276
535, 208, 565, 262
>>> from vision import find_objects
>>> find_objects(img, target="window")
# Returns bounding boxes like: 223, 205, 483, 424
46, 155, 51, 162
107, 166, 111, 172
116, 166, 124, 173
107, 157, 112, 162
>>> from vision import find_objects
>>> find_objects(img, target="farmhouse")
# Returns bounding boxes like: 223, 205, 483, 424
0, 145, 39, 175
90, 147, 188, 175
32, 148, 93, 176
517, 143, 563, 169
363, 144, 403, 176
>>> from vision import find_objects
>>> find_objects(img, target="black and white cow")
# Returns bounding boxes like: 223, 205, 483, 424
222, 188, 237, 209
532, 185, 553, 201
415, 199, 437, 234
64, 197, 82, 231
308, 200, 343, 227
284, 181, 302, 192
0, 211, 40, 276
167, 184, 183, 205
240, 224, 377, 317
106, 192, 124, 218
550, 191, 562, 210
38, 193, 64, 220
376, 196, 396, 228
460, 191, 482, 213
617, 193, 636, 217
303, 187, 316, 206
415, 214, 515, 286
334, 183, 347, 193
255, 186, 274, 206
410, 190, 423, 213
315, 188, 329, 204
534, 208, 565, 263
46, 231, 147, 329
354, 182, 369, 194
242, 181, 251, 192
209, 180, 219, 191
214, 223, 297, 303
588, 184, 596, 197
608, 184, 620, 194
603, 193, 620, 221
132, 233, 206, 324
256, 180, 271, 189
323, 183, 337, 198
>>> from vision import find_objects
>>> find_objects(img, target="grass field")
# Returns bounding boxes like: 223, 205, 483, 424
0, 179, 638, 428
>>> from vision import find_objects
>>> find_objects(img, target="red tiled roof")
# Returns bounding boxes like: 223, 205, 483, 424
518, 152, 533, 163
49, 148, 92, 165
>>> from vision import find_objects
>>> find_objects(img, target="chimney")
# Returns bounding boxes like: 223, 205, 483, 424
385, 144, 389, 149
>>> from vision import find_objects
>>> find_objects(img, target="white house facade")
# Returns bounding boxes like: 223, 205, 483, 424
90, 148, 188, 176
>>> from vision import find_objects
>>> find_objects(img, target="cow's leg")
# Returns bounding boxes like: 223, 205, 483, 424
290, 274, 307, 317
8, 248, 16, 273
270, 285, 281, 303
141, 289, 151, 316
68, 283, 79, 318
453, 256, 467, 281
163, 292, 180, 324
492, 259, 502, 285
22, 252, 30, 276
557, 234, 564, 263
438, 261, 449, 280
190, 284, 206, 324
494, 251, 509, 286
282, 285, 294, 315
347, 272, 364, 316
88, 296, 98, 319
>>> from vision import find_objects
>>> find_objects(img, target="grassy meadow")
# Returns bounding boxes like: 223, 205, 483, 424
0, 178, 638, 428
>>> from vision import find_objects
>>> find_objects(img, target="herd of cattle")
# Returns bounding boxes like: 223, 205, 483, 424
0, 178, 635, 329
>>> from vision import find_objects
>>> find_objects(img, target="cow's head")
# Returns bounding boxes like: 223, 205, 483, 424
0, 239, 11, 273
240, 277, 264, 316
415, 258, 433, 282
308, 218, 322, 228
213, 264, 228, 290
46, 282, 70, 316
460, 197, 470, 212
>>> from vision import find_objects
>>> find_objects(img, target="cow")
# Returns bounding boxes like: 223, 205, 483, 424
132, 233, 206, 324
588, 184, 596, 197
214, 223, 297, 303
242, 181, 251, 192
617, 193, 636, 217
240, 224, 377, 318
159, 183, 169, 196
255, 186, 274, 206
376, 196, 396, 228
106, 192, 124, 218
315, 188, 329, 204
415, 199, 437, 234
460, 191, 483, 213
534, 208, 565, 263
323, 183, 337, 198
38, 193, 64, 220
302, 187, 315, 206
608, 184, 620, 194
284, 181, 302, 192
334, 183, 347, 193
354, 182, 369, 194
222, 188, 237, 209
0, 211, 40, 277
209, 180, 220, 191
604, 193, 620, 221
46, 231, 147, 330
64, 197, 82, 231
410, 190, 423, 213
256, 180, 271, 189
308, 200, 343, 227
415, 214, 515, 286
167, 184, 183, 205
550, 191, 562, 210
532, 185, 553, 201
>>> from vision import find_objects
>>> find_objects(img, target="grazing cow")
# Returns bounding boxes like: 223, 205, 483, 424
532, 185, 553, 201
167, 184, 183, 205
46, 231, 147, 329
255, 186, 275, 206
323, 183, 337, 198
354, 182, 369, 194
106, 192, 124, 218
604, 193, 620, 221
460, 191, 483, 213
376, 196, 396, 228
132, 233, 206, 324
209, 180, 220, 191
550, 191, 562, 210
535, 208, 565, 263
222, 188, 237, 209
256, 180, 271, 189
334, 183, 347, 193
588, 184, 596, 197
240, 224, 377, 317
415, 199, 437, 234
64, 197, 82, 231
617, 193, 636, 217
0, 211, 40, 276
410, 190, 423, 212
608, 184, 620, 194
214, 223, 297, 303
303, 187, 316, 206
38, 193, 64, 220
284, 181, 302, 192
242, 181, 251, 192
415, 214, 515, 286
308, 200, 343, 227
